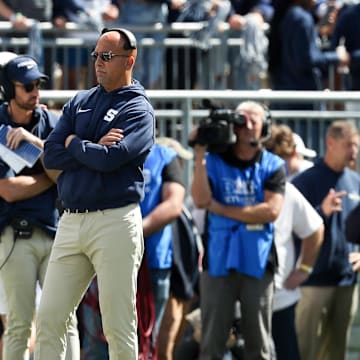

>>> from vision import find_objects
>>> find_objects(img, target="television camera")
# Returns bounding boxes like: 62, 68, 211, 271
189, 101, 247, 153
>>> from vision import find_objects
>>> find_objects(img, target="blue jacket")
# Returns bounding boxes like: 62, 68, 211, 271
293, 159, 360, 286
275, 5, 339, 91
206, 149, 285, 278
331, 4, 360, 90
43, 80, 155, 210
0, 105, 59, 236
141, 144, 177, 269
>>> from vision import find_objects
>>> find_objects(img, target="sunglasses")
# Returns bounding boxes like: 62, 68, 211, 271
14, 80, 43, 93
91, 51, 130, 62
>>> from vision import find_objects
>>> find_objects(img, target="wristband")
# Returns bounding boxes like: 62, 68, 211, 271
298, 263, 313, 274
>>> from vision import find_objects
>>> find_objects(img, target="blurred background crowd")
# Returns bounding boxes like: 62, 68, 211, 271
0, 0, 359, 95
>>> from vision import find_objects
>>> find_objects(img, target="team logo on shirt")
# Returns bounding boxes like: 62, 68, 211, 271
103, 109, 119, 122
222, 177, 255, 205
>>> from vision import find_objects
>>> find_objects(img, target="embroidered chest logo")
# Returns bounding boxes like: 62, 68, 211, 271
222, 176, 255, 205
103, 109, 119, 122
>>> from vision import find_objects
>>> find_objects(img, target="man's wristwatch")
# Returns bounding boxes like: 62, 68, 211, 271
298, 263, 313, 275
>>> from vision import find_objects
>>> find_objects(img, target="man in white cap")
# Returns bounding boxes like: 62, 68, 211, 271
288, 132, 317, 181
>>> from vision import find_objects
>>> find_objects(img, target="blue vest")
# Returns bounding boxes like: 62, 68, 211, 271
140, 144, 177, 269
206, 150, 285, 278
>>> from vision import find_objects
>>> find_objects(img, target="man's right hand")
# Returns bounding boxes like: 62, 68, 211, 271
321, 188, 347, 216
11, 13, 32, 30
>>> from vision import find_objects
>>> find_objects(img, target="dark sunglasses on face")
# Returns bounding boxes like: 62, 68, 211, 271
91, 51, 129, 62
14, 80, 43, 92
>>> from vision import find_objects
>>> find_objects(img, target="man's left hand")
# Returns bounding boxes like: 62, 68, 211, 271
65, 134, 77, 148
284, 269, 310, 289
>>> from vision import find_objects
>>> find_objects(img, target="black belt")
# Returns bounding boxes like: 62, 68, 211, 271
63, 208, 97, 214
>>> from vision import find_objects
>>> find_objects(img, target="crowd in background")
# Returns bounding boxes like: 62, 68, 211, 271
0, 1, 360, 360
0, 0, 360, 95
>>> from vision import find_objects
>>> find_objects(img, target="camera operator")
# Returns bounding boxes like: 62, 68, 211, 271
191, 100, 286, 360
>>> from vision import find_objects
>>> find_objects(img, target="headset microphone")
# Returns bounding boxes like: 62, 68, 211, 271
249, 141, 259, 147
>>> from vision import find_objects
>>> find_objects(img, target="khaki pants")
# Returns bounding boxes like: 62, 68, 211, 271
296, 285, 358, 360
35, 205, 144, 360
0, 226, 79, 360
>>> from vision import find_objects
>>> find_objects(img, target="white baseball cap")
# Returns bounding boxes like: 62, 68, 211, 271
293, 133, 317, 158
156, 137, 193, 160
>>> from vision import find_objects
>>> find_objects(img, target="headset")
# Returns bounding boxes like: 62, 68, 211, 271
2, 60, 16, 102
247, 102, 272, 147
0, 51, 17, 102
101, 27, 137, 50
0, 54, 44, 102
261, 103, 272, 140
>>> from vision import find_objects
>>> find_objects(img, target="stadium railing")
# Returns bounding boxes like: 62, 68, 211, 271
39, 89, 360, 190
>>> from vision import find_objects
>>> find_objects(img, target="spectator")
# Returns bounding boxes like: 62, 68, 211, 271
166, 0, 232, 90
0, 0, 51, 25
52, 0, 120, 89
331, 2, 360, 109
177, 0, 231, 49
227, 0, 273, 90
265, 124, 316, 180
264, 124, 324, 360
290, 132, 317, 178
0, 0, 54, 87
316, 0, 343, 39
165, 0, 200, 90
35, 28, 155, 359
191, 101, 286, 359
0, 54, 79, 359
117, 0, 170, 89
292, 120, 360, 360
268, 0, 350, 109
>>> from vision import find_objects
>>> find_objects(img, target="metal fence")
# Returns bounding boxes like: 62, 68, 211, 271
0, 21, 233, 91
2, 21, 359, 188
0, 20, 351, 92
0, 20, 351, 93
40, 89, 360, 190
